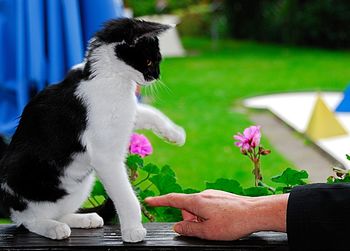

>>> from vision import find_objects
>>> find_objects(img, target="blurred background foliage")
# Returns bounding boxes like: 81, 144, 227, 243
125, 0, 204, 16
126, 0, 350, 49
225, 0, 350, 49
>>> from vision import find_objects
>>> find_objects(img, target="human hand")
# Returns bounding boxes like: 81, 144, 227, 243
145, 189, 288, 241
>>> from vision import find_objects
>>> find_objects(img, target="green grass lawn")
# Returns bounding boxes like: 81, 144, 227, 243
0, 218, 11, 224
140, 37, 350, 190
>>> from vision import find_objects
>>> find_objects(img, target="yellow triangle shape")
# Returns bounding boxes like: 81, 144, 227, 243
306, 95, 347, 140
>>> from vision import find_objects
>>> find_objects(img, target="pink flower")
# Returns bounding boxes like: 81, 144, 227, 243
129, 133, 153, 157
233, 125, 261, 151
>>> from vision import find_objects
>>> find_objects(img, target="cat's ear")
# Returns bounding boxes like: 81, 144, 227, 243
96, 18, 172, 45
132, 19, 172, 42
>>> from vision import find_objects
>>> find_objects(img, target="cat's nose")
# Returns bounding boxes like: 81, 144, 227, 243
145, 69, 159, 81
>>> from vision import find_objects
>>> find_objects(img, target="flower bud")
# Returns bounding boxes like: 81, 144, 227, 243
130, 170, 139, 181
336, 172, 345, 178
240, 149, 248, 155
260, 149, 271, 155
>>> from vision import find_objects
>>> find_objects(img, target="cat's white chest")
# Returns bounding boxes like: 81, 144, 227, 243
76, 77, 137, 152
78, 77, 137, 123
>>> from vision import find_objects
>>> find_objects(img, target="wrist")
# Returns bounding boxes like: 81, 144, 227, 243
250, 194, 289, 232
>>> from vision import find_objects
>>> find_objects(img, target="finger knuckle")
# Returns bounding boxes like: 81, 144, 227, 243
200, 190, 216, 199
196, 197, 206, 207
203, 189, 215, 194
187, 194, 196, 202
167, 193, 177, 200
196, 193, 210, 203
183, 223, 193, 235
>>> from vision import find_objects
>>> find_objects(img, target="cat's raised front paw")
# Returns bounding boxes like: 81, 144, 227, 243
47, 223, 71, 240
121, 227, 147, 243
165, 125, 186, 146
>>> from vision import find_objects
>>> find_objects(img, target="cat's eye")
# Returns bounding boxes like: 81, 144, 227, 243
146, 60, 153, 67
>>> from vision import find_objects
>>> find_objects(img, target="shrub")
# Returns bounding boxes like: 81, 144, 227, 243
225, 0, 350, 49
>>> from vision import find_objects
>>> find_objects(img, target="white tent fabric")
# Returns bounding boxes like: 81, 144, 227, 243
244, 92, 350, 169
140, 15, 186, 57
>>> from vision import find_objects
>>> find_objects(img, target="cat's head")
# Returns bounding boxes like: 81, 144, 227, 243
86, 18, 171, 86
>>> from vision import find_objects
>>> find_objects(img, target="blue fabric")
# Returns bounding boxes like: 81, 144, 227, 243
0, 0, 124, 136
335, 84, 350, 112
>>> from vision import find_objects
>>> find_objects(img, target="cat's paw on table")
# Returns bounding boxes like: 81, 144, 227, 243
79, 213, 104, 229
47, 223, 71, 240
121, 227, 147, 243
60, 213, 104, 229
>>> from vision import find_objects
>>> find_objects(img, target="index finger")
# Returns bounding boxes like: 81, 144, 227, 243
145, 193, 194, 209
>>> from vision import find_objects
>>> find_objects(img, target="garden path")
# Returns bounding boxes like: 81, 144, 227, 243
250, 111, 335, 183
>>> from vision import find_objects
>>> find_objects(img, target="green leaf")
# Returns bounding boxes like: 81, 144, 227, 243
283, 187, 292, 193
91, 179, 107, 197
150, 175, 183, 195
183, 188, 200, 194
340, 174, 350, 182
139, 189, 155, 200
142, 163, 160, 174
162, 207, 182, 222
126, 154, 144, 171
149, 206, 182, 222
346, 154, 350, 161
243, 186, 270, 197
327, 176, 335, 184
161, 165, 176, 177
206, 178, 243, 195
271, 168, 308, 186
275, 186, 284, 192
327, 174, 350, 184
149, 165, 183, 195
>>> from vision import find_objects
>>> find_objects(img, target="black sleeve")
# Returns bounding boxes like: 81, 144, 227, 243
287, 183, 350, 251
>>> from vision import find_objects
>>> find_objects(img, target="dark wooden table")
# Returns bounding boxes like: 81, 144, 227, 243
0, 223, 288, 250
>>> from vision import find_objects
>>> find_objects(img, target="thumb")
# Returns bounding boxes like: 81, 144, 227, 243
173, 221, 206, 239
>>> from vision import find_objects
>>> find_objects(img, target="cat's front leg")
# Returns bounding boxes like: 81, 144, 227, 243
89, 149, 146, 243
135, 103, 186, 146
60, 213, 104, 229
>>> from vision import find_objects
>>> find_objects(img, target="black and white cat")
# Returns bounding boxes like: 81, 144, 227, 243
0, 18, 185, 242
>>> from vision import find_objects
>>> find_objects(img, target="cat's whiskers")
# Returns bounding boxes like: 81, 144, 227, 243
142, 84, 154, 101
155, 79, 173, 95
143, 84, 151, 99
150, 82, 161, 101
140, 79, 173, 103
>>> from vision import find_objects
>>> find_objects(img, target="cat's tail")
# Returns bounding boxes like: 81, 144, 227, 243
0, 135, 7, 159
0, 135, 8, 218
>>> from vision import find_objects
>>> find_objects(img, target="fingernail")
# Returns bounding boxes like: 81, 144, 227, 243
173, 224, 182, 234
